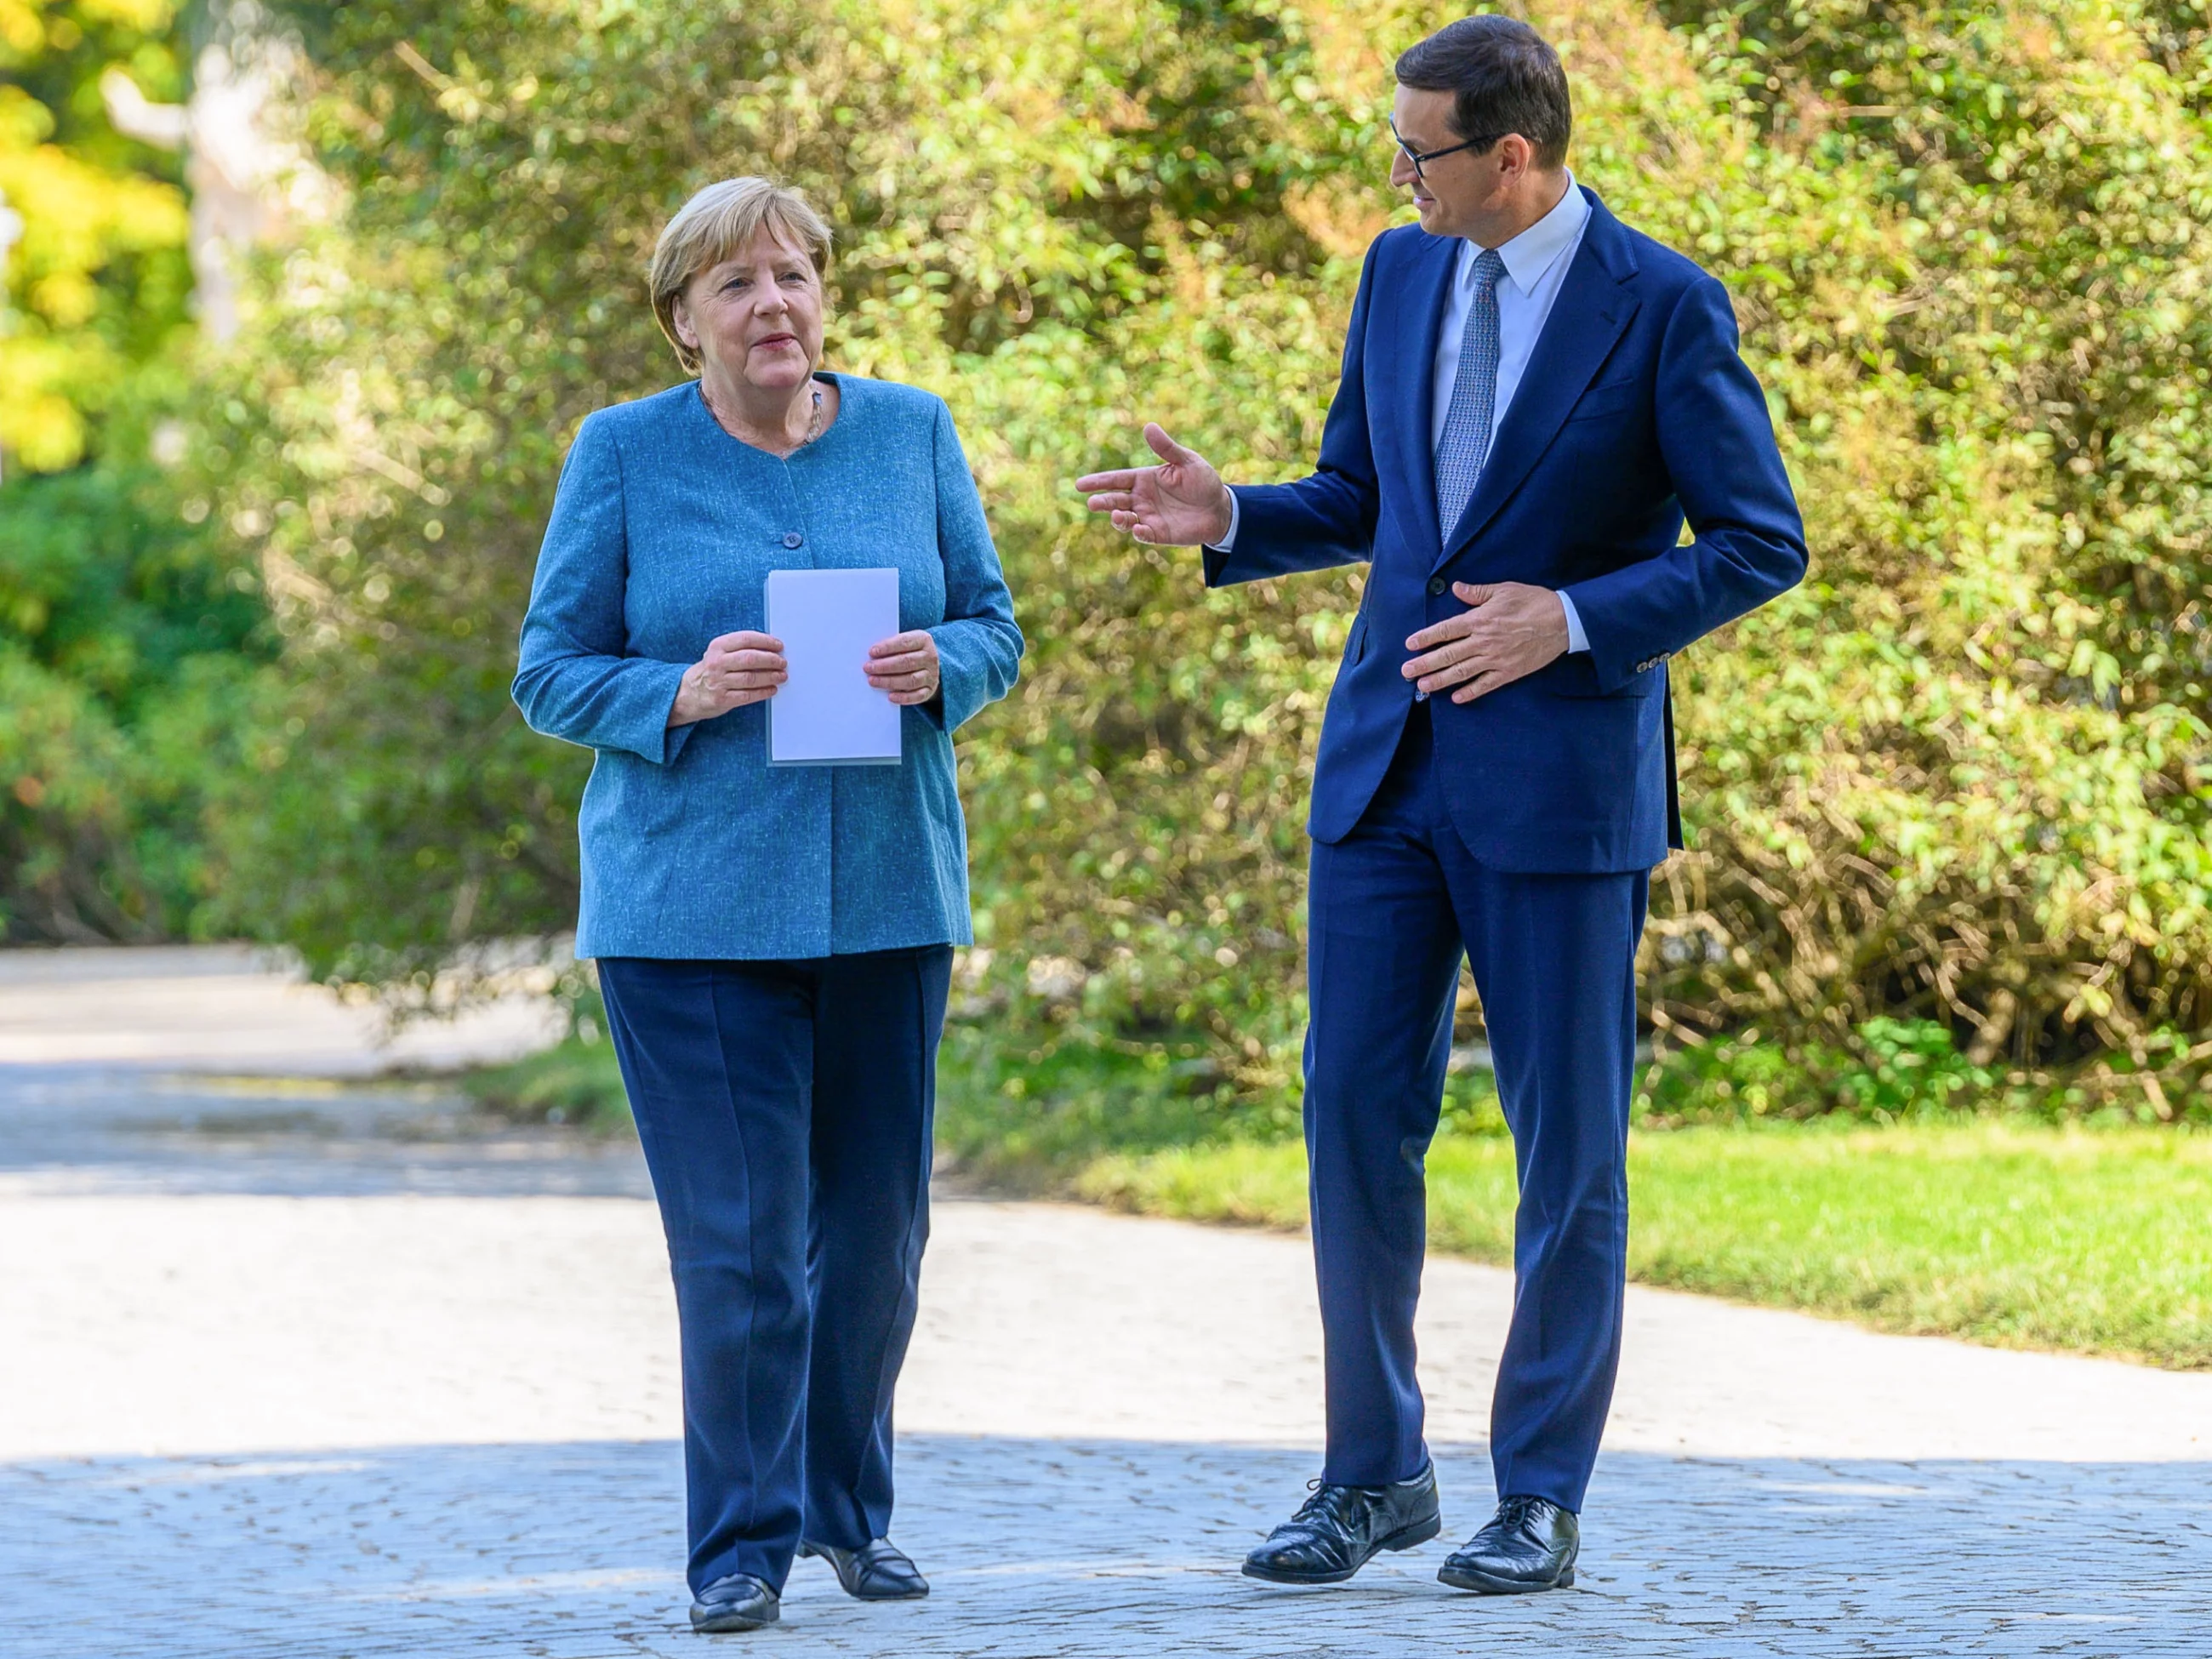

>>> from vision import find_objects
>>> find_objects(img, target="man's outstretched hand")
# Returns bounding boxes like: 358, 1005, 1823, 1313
1405, 581, 1571, 703
1076, 424, 1234, 547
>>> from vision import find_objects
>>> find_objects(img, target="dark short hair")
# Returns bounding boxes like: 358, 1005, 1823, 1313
1395, 15, 1572, 170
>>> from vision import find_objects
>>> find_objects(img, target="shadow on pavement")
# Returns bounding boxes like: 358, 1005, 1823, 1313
3, 1435, 2205, 1658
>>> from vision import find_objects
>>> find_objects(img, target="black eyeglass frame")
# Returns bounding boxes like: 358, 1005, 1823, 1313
1388, 114, 1504, 181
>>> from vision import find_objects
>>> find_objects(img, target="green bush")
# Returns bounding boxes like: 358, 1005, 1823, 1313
179, 0, 2212, 1117
1631, 0, 2212, 1100
0, 452, 267, 941
0, 2, 265, 942
460, 1032, 631, 1132
1638, 1018, 1997, 1124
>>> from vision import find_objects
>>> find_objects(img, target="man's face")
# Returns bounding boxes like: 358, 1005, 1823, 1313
1389, 84, 1497, 239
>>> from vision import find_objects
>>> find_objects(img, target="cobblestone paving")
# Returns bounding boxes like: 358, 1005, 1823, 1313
1, 950, 2208, 1657
4, 1440, 2206, 1657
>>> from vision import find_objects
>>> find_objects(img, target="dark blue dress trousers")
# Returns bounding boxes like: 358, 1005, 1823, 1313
1305, 700, 1647, 1512
597, 946, 952, 1595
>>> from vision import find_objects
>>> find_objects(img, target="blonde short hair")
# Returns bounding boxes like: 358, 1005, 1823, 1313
648, 178, 834, 374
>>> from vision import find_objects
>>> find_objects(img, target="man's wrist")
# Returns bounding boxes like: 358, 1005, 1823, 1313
1205, 487, 1240, 551
1556, 589, 1590, 655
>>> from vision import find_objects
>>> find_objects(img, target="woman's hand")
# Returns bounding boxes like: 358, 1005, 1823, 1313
865, 630, 941, 706
669, 631, 786, 727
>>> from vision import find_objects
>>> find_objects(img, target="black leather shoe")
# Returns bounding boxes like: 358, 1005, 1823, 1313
799, 1538, 929, 1600
1438, 1495, 1579, 1593
688, 1571, 780, 1632
1242, 1462, 1441, 1585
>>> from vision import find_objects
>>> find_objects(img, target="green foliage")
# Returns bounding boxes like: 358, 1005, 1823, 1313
1627, 0, 2212, 1094
201, 0, 1392, 1004
932, 1009, 1505, 1186
1637, 1018, 2004, 1124
1080, 1122, 2212, 1366
0, 441, 266, 939
0, 0, 195, 473
183, 0, 2212, 1117
459, 1029, 630, 1132
1640, 1015, 2212, 1123
1837, 1017, 1997, 1115
934, 1022, 1289, 1188
0, 0, 269, 941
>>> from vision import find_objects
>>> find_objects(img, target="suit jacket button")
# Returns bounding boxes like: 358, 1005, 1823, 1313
1428, 577, 1446, 596
783, 531, 805, 549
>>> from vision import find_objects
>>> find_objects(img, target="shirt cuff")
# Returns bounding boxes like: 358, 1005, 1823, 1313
1559, 590, 1590, 654
1204, 493, 1240, 554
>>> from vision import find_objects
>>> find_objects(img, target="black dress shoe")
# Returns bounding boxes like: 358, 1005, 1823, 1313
689, 1571, 780, 1632
1438, 1495, 1579, 1593
1242, 1462, 1441, 1585
799, 1537, 930, 1600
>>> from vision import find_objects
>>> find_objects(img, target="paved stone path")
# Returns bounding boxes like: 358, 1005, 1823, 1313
1, 948, 2208, 1656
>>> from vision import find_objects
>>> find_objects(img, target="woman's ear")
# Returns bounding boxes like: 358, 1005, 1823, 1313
670, 293, 699, 353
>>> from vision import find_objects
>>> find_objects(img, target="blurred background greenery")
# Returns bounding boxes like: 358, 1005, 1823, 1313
6, 0, 2212, 1153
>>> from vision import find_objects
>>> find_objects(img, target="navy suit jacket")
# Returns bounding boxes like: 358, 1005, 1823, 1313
1207, 190, 1807, 872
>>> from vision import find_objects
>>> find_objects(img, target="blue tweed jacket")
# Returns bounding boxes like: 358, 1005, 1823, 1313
514, 374, 1023, 961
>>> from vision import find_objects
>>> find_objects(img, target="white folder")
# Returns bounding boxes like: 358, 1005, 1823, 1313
765, 567, 903, 766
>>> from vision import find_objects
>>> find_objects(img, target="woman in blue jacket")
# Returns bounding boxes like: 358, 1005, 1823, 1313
514, 177, 1023, 1634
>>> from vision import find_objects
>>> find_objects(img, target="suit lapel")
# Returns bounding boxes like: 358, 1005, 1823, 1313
1394, 232, 1461, 556
1434, 192, 1640, 570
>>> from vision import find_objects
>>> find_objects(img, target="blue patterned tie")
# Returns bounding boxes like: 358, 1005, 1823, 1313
1434, 246, 1508, 541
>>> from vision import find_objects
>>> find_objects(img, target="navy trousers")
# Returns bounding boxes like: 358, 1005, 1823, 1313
1306, 701, 1647, 1512
597, 947, 951, 1595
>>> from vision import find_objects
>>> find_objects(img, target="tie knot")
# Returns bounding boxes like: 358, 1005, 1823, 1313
1472, 247, 1506, 294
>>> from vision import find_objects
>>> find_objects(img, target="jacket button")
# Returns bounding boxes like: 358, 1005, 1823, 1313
783, 532, 804, 549
1428, 577, 1447, 596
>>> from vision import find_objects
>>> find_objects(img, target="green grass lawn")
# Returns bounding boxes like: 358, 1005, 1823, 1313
1076, 1123, 2212, 1369
460, 1034, 2212, 1369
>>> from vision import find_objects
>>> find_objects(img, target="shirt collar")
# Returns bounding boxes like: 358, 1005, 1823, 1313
1462, 171, 1588, 297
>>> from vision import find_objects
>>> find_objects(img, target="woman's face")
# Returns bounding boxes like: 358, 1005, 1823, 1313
672, 227, 826, 395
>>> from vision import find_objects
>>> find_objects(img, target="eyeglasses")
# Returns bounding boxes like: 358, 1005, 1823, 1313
1388, 114, 1502, 182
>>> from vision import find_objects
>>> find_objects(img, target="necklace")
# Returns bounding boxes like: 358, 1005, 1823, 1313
703, 381, 824, 456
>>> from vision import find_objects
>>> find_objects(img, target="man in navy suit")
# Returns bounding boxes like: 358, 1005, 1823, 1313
1077, 16, 1804, 1595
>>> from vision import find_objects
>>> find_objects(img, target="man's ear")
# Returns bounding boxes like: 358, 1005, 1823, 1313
1497, 134, 1534, 185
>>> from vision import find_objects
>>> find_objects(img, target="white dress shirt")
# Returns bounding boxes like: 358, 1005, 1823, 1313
1212, 174, 1593, 652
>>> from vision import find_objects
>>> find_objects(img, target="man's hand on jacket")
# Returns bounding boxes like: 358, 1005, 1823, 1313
1404, 581, 1570, 703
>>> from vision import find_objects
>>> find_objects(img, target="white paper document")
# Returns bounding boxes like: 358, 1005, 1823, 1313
765, 567, 903, 767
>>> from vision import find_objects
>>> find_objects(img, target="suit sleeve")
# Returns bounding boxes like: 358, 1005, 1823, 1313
921, 398, 1025, 732
511, 413, 696, 764
1203, 237, 1385, 587
1559, 276, 1807, 690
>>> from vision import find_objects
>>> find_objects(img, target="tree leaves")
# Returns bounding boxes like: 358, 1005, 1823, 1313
186, 0, 2212, 1101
